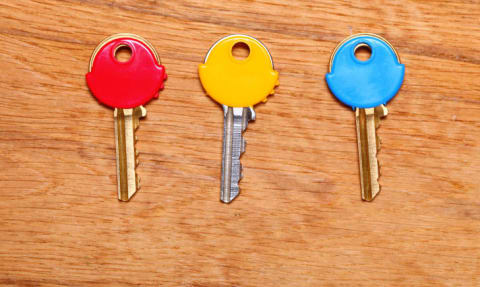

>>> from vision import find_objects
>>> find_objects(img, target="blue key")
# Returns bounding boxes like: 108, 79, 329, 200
326, 33, 405, 201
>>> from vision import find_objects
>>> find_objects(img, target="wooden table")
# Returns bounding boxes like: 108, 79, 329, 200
1, 1, 479, 286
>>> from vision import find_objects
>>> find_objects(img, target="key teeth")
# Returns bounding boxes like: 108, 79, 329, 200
374, 138, 382, 201
235, 108, 254, 201
370, 105, 387, 201
133, 106, 146, 195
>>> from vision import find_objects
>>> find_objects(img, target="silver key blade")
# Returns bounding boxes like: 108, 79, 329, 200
221, 106, 255, 203
355, 105, 388, 201
114, 106, 146, 201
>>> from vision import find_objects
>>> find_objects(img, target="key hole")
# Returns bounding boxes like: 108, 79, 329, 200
354, 43, 372, 61
232, 42, 250, 60
115, 45, 132, 62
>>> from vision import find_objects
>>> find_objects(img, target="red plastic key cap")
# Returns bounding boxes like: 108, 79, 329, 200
86, 34, 167, 109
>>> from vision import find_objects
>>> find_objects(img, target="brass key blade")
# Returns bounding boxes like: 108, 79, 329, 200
356, 105, 388, 201
114, 106, 147, 201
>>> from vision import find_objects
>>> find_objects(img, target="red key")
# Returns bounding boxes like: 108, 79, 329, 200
86, 34, 167, 201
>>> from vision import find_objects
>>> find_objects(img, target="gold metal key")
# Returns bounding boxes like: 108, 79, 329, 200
326, 34, 405, 201
86, 34, 167, 201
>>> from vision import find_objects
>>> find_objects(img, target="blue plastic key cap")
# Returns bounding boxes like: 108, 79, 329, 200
326, 33, 405, 108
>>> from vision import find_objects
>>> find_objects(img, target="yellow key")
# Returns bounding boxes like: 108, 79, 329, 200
199, 35, 279, 203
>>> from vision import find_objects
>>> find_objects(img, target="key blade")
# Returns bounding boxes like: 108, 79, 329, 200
356, 105, 388, 201
114, 106, 146, 201
220, 106, 255, 203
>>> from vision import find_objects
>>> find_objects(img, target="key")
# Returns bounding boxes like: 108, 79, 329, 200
199, 35, 279, 203
86, 34, 167, 201
326, 33, 405, 201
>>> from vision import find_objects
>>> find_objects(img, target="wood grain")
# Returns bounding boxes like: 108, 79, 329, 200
0, 0, 479, 286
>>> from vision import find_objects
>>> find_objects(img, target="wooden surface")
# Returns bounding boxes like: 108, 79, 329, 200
0, 1, 479, 286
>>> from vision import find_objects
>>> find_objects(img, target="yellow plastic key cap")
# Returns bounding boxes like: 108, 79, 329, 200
199, 35, 279, 107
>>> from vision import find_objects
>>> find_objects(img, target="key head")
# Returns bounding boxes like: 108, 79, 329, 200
86, 34, 167, 109
326, 34, 405, 109
199, 35, 279, 108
